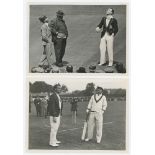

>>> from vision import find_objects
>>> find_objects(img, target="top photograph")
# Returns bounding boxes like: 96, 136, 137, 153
28, 4, 127, 73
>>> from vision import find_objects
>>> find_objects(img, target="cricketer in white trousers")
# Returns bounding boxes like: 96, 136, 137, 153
100, 32, 114, 66
86, 94, 107, 143
49, 93, 62, 145
49, 115, 60, 145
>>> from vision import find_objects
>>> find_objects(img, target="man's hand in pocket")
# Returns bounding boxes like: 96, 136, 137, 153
53, 117, 57, 123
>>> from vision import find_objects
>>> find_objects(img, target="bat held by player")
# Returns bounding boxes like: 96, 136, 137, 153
81, 111, 90, 141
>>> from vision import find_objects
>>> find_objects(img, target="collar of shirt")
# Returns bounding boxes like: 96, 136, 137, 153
95, 94, 102, 99
106, 15, 113, 27
45, 22, 48, 26
43, 23, 49, 28
106, 15, 113, 20
55, 92, 59, 97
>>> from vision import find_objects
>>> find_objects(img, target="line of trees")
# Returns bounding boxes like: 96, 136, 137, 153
29, 82, 68, 94
29, 81, 126, 98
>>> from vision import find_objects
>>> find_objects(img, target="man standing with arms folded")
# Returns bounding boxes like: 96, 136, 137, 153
48, 84, 63, 147
96, 8, 118, 67
49, 10, 68, 67
85, 87, 107, 144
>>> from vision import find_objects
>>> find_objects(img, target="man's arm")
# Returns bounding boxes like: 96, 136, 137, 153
50, 95, 59, 122
113, 19, 118, 36
64, 22, 68, 37
48, 19, 58, 35
97, 17, 105, 29
49, 95, 57, 117
86, 96, 93, 112
102, 96, 107, 112
41, 26, 49, 43
96, 17, 105, 32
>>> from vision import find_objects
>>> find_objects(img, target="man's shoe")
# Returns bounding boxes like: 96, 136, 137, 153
56, 140, 61, 144
98, 63, 103, 66
98, 63, 106, 66
49, 143, 59, 147
102, 63, 107, 66
108, 63, 113, 67
56, 63, 63, 67
38, 64, 43, 67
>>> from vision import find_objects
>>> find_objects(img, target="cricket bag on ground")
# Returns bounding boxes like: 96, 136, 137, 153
104, 66, 114, 73
31, 65, 51, 73
114, 62, 126, 73
31, 67, 45, 73
81, 112, 90, 140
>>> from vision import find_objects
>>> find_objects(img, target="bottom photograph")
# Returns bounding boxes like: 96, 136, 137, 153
27, 77, 128, 151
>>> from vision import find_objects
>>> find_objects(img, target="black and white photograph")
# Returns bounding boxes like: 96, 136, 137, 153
29, 4, 127, 73
27, 77, 128, 151
4, 0, 155, 154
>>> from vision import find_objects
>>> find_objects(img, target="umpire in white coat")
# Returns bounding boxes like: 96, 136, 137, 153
85, 87, 107, 144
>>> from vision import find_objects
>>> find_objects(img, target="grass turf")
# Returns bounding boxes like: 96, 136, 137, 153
28, 100, 126, 150
29, 6, 126, 72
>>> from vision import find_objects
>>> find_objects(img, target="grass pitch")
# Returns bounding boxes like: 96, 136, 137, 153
29, 6, 126, 72
29, 100, 126, 150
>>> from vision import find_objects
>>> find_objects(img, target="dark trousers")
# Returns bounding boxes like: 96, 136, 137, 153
36, 105, 41, 116
54, 38, 67, 64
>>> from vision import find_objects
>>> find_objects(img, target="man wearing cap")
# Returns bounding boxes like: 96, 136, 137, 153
96, 8, 118, 67
49, 10, 68, 67
85, 87, 107, 144
48, 84, 63, 147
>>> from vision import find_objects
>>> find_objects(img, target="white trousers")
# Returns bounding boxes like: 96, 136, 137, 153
87, 112, 103, 143
39, 42, 53, 67
99, 32, 114, 65
49, 115, 60, 145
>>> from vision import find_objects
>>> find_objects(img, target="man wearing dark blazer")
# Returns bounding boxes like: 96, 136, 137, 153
48, 84, 63, 147
49, 10, 68, 67
96, 8, 118, 66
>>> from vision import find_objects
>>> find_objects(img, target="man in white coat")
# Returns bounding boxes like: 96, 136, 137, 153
85, 87, 107, 144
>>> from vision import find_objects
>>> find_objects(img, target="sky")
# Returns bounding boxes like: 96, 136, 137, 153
29, 77, 128, 92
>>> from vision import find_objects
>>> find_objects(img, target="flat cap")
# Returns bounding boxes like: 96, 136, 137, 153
89, 64, 96, 73
76, 67, 86, 73
66, 65, 73, 73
